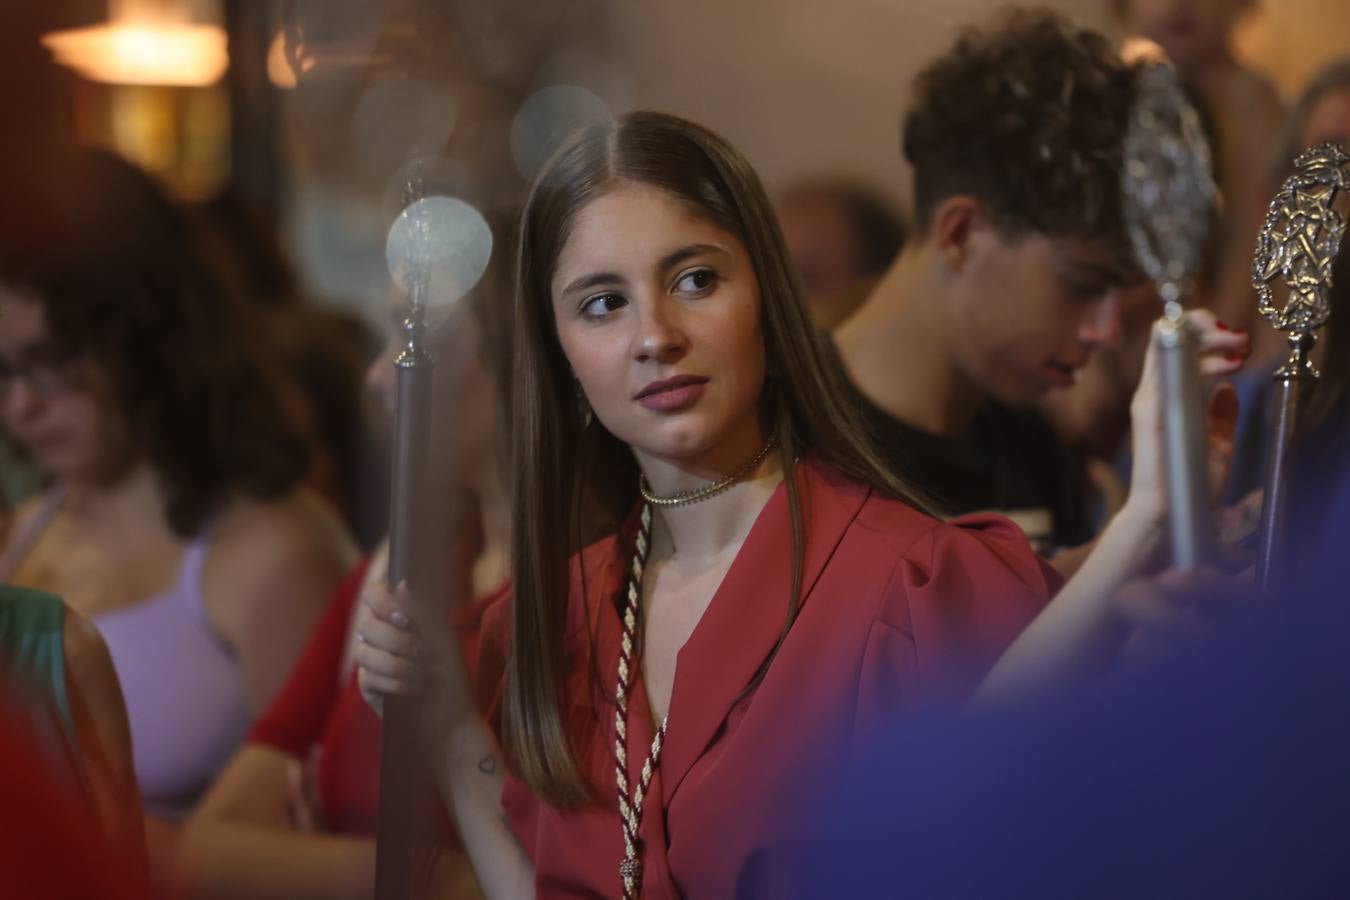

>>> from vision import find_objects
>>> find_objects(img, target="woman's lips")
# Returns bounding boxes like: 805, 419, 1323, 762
635, 375, 709, 413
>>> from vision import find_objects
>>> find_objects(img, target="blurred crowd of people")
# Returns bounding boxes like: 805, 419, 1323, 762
1, 1, 1348, 898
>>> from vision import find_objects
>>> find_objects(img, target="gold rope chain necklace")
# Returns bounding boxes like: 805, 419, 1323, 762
637, 434, 779, 508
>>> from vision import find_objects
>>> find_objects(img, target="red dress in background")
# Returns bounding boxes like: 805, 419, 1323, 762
477, 457, 1056, 898
250, 559, 492, 836
0, 703, 148, 900
249, 560, 378, 834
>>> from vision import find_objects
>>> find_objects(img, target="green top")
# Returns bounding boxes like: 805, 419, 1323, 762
0, 438, 43, 509
0, 585, 84, 786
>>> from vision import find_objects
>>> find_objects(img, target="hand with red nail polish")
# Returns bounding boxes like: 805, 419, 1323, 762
1186, 309, 1250, 376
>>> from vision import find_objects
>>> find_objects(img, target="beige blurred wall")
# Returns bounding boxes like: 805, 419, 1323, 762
607, 0, 1110, 208
607, 0, 1349, 209
1235, 0, 1350, 101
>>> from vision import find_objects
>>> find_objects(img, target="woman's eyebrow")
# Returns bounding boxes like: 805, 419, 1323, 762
560, 243, 727, 296
562, 270, 624, 296
658, 243, 725, 272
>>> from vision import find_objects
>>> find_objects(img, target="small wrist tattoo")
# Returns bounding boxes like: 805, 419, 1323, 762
478, 755, 497, 775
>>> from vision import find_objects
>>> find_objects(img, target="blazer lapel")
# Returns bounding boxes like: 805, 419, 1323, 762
658, 460, 870, 806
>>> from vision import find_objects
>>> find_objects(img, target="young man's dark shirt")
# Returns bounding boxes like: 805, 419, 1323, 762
829, 341, 1094, 554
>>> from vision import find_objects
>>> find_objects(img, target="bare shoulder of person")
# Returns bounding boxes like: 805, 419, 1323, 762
62, 606, 136, 781
211, 488, 355, 565
62, 606, 117, 689
202, 489, 356, 631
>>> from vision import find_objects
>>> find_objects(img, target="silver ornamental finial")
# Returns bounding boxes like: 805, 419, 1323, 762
402, 160, 432, 315
1251, 142, 1349, 588
1122, 60, 1219, 570
1252, 142, 1350, 345
385, 168, 494, 325
391, 161, 431, 367
1121, 61, 1218, 313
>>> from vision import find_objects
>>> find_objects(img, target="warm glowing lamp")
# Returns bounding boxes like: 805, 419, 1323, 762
41, 1, 228, 88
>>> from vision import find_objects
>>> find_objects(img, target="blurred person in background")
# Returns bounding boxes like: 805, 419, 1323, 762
1, 435, 43, 519
0, 582, 144, 872
0, 146, 355, 879
1277, 57, 1350, 155
1036, 281, 1166, 526
0, 701, 152, 900
193, 191, 384, 549
1113, 0, 1287, 365
179, 222, 514, 900
833, 9, 1155, 564
777, 178, 906, 328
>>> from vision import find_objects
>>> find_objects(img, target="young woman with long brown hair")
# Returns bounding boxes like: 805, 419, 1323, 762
355, 111, 1246, 897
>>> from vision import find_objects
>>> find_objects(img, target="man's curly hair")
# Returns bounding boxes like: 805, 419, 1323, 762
903, 8, 1137, 254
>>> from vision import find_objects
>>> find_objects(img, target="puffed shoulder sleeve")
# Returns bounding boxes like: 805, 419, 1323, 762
858, 514, 1054, 725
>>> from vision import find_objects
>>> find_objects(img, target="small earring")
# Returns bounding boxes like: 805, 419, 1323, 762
575, 381, 593, 428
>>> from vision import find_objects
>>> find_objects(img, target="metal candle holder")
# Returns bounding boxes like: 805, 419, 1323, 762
1121, 61, 1219, 569
1252, 142, 1349, 588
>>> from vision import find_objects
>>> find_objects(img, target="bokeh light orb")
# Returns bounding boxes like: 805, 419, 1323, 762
385, 196, 493, 310
509, 85, 612, 182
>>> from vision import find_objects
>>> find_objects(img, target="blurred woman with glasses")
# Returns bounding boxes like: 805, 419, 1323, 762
0, 146, 355, 882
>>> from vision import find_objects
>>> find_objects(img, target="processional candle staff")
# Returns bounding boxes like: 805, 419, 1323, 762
1121, 60, 1219, 569
1252, 143, 1349, 589
375, 173, 494, 898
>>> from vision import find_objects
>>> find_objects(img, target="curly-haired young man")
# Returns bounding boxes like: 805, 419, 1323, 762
833, 8, 1142, 561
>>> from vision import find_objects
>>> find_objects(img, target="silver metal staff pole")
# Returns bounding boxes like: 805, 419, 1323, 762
375, 181, 437, 900
1121, 61, 1219, 569
1252, 143, 1349, 589
374, 181, 496, 897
